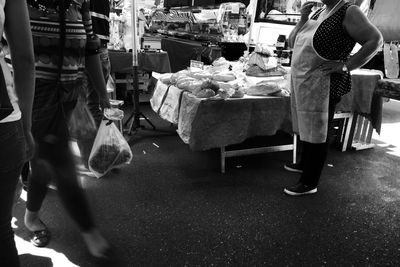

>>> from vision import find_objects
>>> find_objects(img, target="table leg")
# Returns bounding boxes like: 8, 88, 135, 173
293, 133, 297, 164
352, 114, 375, 150
366, 121, 374, 144
220, 147, 226, 174
341, 113, 354, 152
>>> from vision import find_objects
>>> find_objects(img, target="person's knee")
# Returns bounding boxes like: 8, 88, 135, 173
30, 158, 53, 185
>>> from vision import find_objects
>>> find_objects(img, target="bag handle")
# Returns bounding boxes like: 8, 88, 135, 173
57, 0, 66, 86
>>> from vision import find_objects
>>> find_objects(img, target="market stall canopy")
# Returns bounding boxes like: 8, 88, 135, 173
368, 0, 400, 42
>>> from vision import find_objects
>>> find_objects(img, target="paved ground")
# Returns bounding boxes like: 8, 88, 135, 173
12, 100, 400, 267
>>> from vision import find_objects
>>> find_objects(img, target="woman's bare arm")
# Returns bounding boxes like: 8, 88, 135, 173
343, 5, 383, 71
4, 0, 36, 158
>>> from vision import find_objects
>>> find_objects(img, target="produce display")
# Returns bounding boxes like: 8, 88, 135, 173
246, 78, 288, 97
245, 45, 288, 77
149, 3, 247, 43
157, 46, 291, 99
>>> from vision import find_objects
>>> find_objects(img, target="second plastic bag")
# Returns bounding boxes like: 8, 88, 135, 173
68, 97, 97, 140
88, 120, 133, 178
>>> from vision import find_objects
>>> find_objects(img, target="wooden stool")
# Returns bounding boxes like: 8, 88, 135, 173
333, 112, 354, 152
351, 114, 375, 150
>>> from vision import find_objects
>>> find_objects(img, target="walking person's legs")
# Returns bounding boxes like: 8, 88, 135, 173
0, 120, 27, 267
25, 100, 110, 257
0, 167, 23, 267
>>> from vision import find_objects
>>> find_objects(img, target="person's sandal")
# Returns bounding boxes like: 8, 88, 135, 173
29, 220, 50, 247
90, 246, 115, 265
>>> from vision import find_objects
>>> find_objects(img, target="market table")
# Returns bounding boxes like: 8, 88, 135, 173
108, 50, 171, 74
151, 81, 293, 173
150, 69, 383, 172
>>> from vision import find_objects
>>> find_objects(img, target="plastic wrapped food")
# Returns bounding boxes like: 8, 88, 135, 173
170, 70, 190, 84
212, 57, 229, 67
88, 120, 133, 178
196, 89, 215, 98
230, 89, 245, 98
254, 44, 273, 56
248, 52, 269, 70
176, 77, 197, 89
190, 71, 213, 80
217, 81, 239, 91
159, 73, 172, 84
201, 79, 220, 92
212, 71, 236, 82
216, 88, 235, 99
246, 79, 288, 96
179, 80, 203, 94
246, 65, 287, 77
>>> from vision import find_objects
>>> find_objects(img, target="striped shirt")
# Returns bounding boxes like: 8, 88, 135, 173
28, 0, 98, 93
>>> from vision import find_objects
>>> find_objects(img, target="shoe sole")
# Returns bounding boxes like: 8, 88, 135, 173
283, 188, 317, 196
284, 165, 303, 173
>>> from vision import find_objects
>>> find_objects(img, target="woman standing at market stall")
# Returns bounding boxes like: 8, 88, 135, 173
0, 0, 35, 265
283, 0, 382, 196
23, 0, 112, 260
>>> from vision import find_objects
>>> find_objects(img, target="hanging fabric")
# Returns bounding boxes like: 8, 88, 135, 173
383, 42, 399, 79
368, 0, 400, 41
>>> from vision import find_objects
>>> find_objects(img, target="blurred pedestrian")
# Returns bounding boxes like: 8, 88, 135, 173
0, 0, 35, 266
23, 0, 111, 260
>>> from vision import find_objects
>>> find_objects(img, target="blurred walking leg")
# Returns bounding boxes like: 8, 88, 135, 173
0, 121, 26, 267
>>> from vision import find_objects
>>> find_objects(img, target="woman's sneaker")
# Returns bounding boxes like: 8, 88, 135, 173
284, 182, 317, 196
283, 163, 303, 173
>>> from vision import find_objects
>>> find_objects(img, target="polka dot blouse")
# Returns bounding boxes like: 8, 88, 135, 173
311, 2, 356, 99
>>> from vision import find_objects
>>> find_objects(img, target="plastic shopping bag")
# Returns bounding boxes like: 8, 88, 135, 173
68, 97, 97, 140
104, 107, 124, 121
106, 75, 116, 95
88, 120, 133, 178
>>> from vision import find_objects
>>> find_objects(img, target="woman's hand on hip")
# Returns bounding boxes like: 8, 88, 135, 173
319, 61, 347, 75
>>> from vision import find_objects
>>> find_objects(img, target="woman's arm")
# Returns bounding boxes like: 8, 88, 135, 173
288, 1, 316, 48
85, 54, 110, 109
343, 5, 383, 71
4, 0, 36, 158
82, 0, 110, 109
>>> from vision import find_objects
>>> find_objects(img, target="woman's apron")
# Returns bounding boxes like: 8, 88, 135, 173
290, 1, 344, 143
